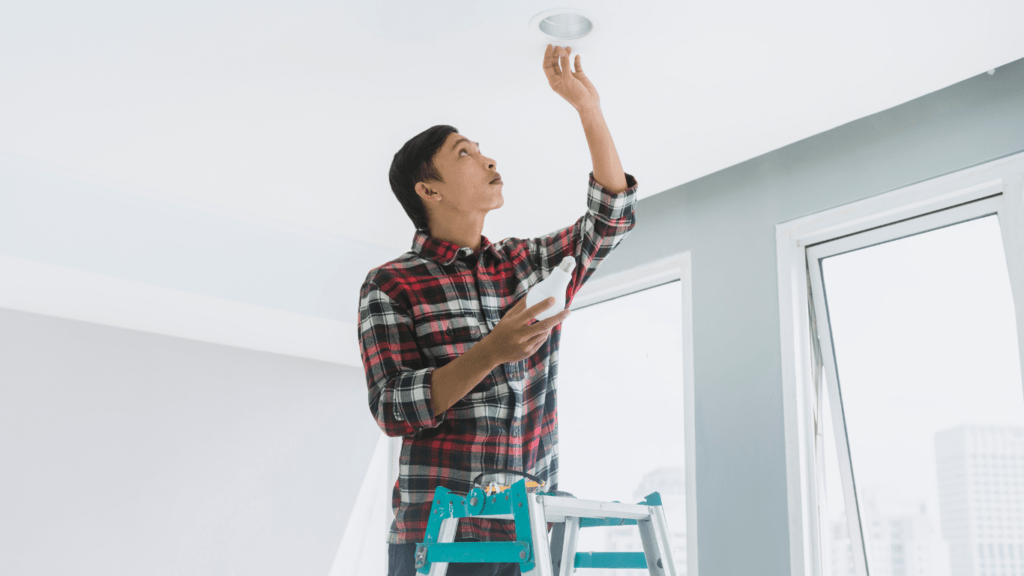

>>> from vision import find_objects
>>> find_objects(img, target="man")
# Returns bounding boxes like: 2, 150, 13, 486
359, 44, 639, 576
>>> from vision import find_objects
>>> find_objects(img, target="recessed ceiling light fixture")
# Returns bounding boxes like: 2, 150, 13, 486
529, 8, 599, 42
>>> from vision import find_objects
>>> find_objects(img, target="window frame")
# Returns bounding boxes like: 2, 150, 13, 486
775, 151, 1024, 576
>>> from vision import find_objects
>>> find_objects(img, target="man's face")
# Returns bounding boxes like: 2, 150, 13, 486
416, 132, 503, 223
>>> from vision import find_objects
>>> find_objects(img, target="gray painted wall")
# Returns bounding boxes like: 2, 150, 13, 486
588, 57, 1024, 575
0, 308, 379, 576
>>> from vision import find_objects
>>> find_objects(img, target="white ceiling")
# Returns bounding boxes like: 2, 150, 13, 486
2, 1, 1022, 254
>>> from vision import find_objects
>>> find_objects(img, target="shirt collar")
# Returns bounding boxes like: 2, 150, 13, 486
411, 229, 496, 265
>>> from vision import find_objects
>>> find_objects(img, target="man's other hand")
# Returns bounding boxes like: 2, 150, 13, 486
481, 297, 571, 364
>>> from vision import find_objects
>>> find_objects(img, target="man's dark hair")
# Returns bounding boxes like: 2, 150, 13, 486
389, 124, 460, 232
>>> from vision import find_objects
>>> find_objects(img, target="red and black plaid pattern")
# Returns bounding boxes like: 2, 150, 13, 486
358, 171, 638, 544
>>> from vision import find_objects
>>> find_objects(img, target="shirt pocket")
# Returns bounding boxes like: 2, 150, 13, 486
414, 314, 483, 365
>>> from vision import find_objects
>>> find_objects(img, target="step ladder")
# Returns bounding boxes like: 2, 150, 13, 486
413, 478, 678, 575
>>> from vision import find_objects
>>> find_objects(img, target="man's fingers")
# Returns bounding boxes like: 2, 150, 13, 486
523, 297, 556, 319
528, 329, 549, 343
543, 44, 560, 80
526, 330, 550, 349
508, 297, 530, 318
529, 308, 570, 335
545, 306, 571, 323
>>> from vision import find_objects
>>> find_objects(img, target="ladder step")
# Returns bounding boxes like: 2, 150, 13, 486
579, 517, 639, 528
574, 552, 648, 569
416, 541, 530, 567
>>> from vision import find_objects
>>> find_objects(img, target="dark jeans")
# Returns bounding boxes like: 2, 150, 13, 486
387, 538, 523, 576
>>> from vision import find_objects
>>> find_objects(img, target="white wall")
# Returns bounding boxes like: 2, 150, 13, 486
0, 307, 379, 575
0, 149, 396, 575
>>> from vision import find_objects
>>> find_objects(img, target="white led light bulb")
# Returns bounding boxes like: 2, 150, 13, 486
525, 256, 577, 321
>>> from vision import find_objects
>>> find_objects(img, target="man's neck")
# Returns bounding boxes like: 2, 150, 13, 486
429, 220, 483, 252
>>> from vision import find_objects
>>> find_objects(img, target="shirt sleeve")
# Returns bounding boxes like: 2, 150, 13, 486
358, 275, 446, 437
523, 171, 638, 306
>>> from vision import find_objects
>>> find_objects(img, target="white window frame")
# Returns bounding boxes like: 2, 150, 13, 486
776, 151, 1024, 576
382, 252, 698, 576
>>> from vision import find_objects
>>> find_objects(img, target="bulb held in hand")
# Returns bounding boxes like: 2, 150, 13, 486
525, 257, 576, 322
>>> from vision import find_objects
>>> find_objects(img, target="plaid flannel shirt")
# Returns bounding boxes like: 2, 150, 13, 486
358, 171, 638, 544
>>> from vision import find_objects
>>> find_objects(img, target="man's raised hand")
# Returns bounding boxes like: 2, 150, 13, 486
543, 44, 600, 113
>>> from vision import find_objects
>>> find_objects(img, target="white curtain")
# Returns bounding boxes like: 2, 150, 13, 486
329, 432, 390, 576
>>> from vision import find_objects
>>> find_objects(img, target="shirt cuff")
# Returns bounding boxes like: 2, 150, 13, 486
390, 366, 446, 430
587, 171, 638, 221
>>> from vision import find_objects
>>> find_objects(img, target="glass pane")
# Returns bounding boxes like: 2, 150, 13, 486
820, 214, 1024, 576
557, 280, 686, 576
823, 384, 857, 576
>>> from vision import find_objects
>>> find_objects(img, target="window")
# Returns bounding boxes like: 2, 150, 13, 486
814, 213, 1023, 576
559, 280, 686, 576
557, 253, 693, 576
777, 152, 1024, 576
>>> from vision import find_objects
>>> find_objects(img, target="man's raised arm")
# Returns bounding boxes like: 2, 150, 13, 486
543, 44, 628, 194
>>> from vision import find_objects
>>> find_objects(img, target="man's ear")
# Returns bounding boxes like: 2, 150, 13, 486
416, 183, 441, 204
